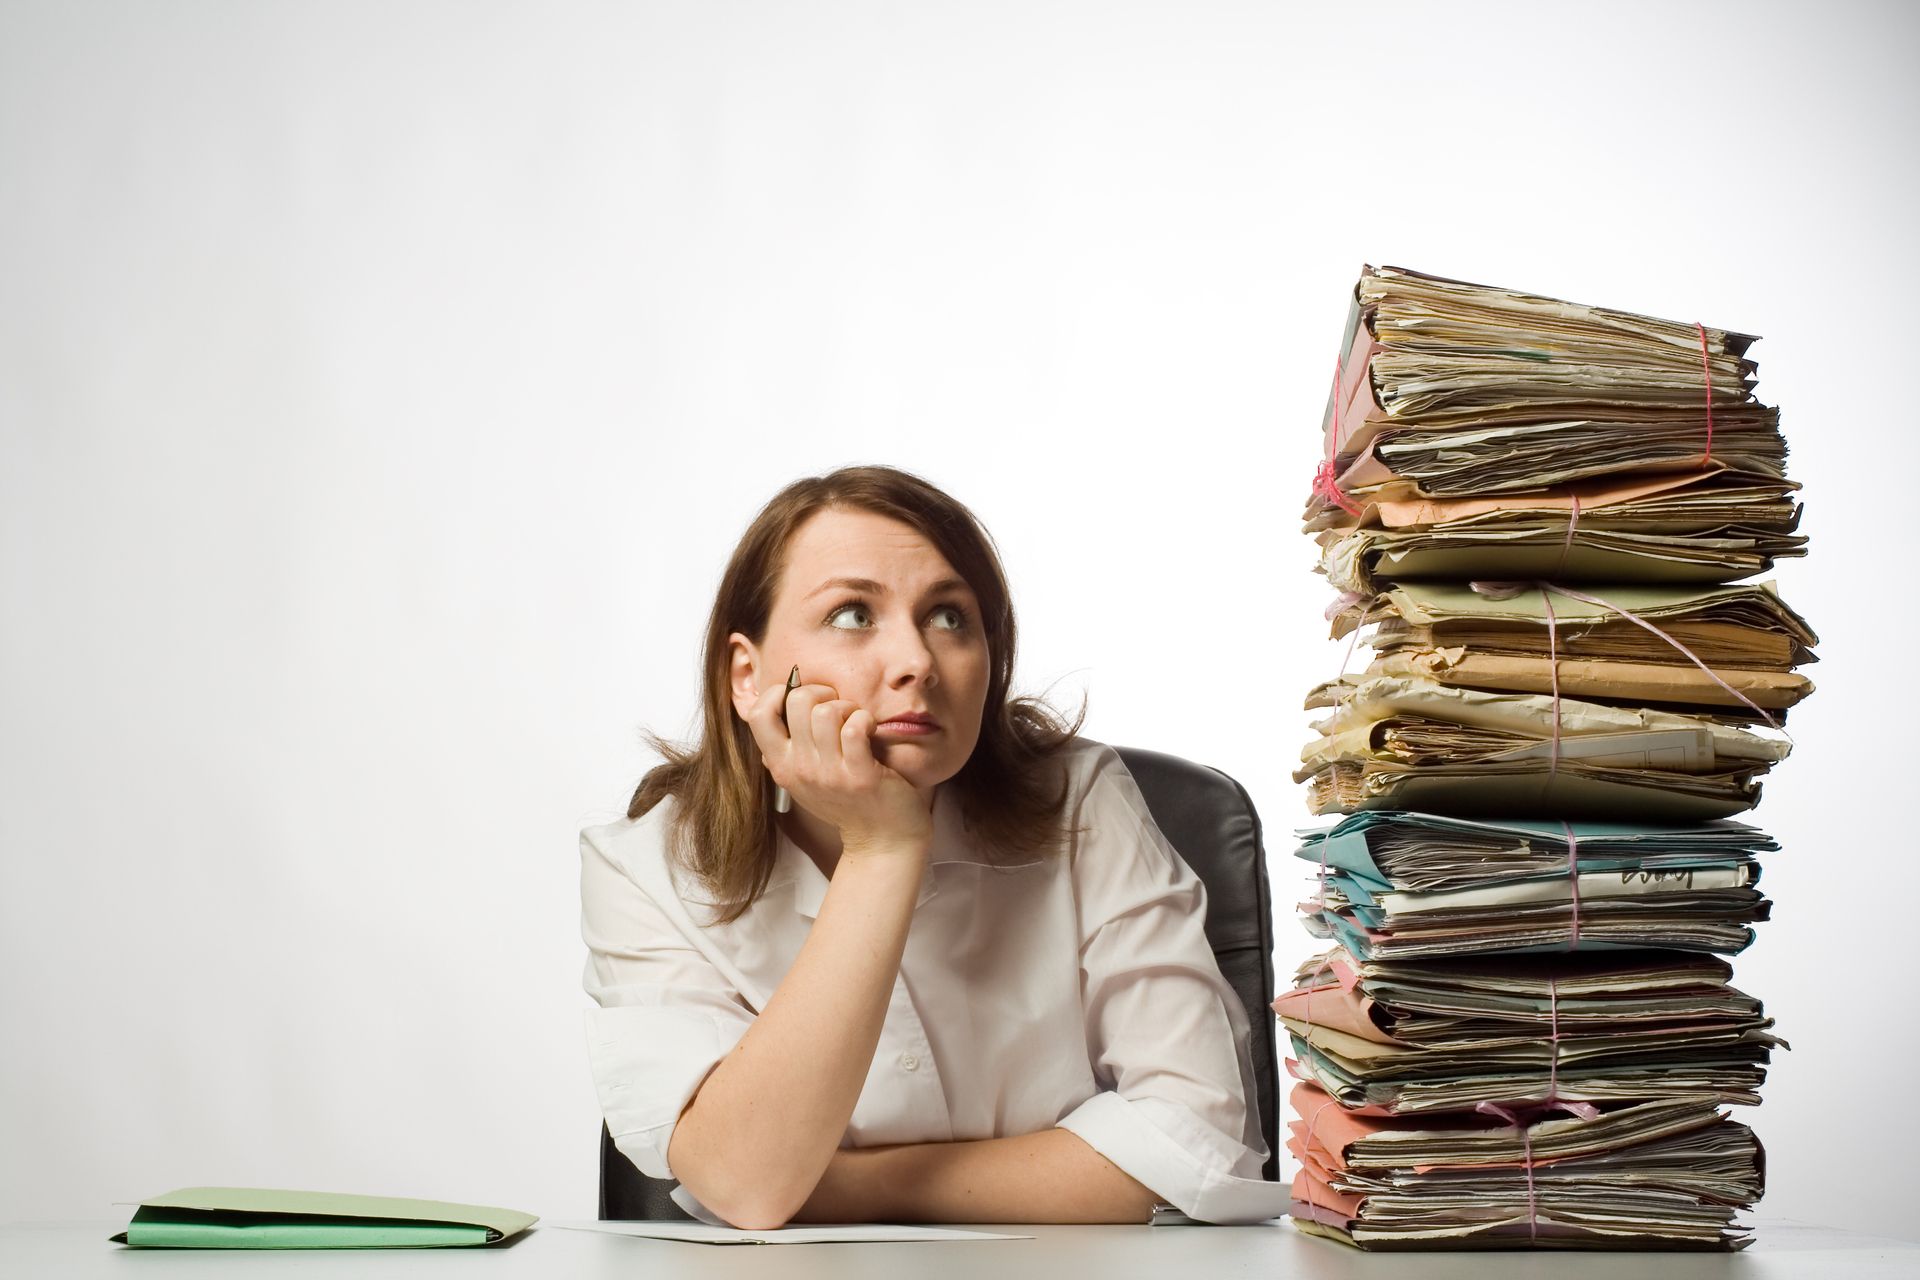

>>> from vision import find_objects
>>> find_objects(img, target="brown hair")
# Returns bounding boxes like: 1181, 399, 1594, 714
628, 464, 1089, 923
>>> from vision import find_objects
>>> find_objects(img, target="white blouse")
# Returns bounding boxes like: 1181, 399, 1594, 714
579, 736, 1286, 1224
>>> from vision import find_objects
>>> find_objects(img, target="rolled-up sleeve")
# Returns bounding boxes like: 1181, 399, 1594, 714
1054, 748, 1287, 1224
580, 823, 755, 1182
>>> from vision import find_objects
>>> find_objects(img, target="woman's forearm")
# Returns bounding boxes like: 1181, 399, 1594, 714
794, 1127, 1161, 1225
666, 846, 927, 1228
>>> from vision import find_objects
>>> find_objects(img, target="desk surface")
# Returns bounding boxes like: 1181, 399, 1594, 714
7, 1219, 1917, 1278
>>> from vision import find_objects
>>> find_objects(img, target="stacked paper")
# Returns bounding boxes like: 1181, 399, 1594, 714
1307, 265, 1806, 592
1337, 581, 1816, 714
1293, 813, 1775, 961
1277, 948, 1781, 1116
1295, 673, 1788, 820
1287, 1081, 1762, 1250
1282, 265, 1810, 1250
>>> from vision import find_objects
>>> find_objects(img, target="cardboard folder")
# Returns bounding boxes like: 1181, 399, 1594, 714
110, 1186, 537, 1249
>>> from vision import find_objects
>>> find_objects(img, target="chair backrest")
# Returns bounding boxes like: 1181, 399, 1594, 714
1105, 745, 1279, 1180
598, 742, 1278, 1219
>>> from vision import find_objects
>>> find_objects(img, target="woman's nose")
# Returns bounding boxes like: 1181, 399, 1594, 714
883, 635, 938, 689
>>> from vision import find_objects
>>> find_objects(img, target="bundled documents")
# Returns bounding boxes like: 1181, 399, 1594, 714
1296, 674, 1789, 820
1312, 265, 1781, 489
1274, 947, 1782, 1114
1283, 264, 1807, 1251
1291, 812, 1775, 960
1288, 1081, 1763, 1250
1332, 580, 1817, 718
1306, 266, 1805, 592
1317, 494, 1805, 597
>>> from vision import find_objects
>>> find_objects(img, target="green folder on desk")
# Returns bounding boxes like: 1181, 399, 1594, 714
110, 1186, 537, 1248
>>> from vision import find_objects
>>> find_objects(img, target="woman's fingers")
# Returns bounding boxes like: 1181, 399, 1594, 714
767, 684, 868, 784
806, 695, 861, 776
782, 685, 825, 774
743, 678, 928, 848
840, 707, 879, 773
745, 676, 796, 765
746, 678, 900, 815
746, 680, 834, 781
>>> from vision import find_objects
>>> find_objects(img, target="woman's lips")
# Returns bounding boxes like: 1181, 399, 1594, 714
876, 720, 941, 736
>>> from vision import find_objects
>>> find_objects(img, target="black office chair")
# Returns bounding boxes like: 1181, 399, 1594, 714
598, 743, 1279, 1220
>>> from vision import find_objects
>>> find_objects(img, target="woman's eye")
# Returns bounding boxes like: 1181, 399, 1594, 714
829, 606, 975, 637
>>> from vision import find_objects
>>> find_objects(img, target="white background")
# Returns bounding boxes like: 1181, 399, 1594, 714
3, 0, 1913, 1239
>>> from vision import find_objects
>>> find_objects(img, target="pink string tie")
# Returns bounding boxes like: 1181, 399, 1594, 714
1336, 623, 1361, 680
1474, 1101, 1539, 1243
1545, 976, 1562, 1106
1552, 491, 1581, 576
1300, 1095, 1341, 1221
1313, 360, 1364, 516
1541, 589, 1561, 774
1561, 821, 1581, 950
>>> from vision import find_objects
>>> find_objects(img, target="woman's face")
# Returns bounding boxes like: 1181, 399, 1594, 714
729, 506, 992, 797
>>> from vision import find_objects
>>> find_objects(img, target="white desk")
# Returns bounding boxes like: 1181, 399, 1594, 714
6, 1219, 1917, 1278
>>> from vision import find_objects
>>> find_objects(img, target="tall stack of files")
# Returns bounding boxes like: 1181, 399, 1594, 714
1280, 265, 1814, 1251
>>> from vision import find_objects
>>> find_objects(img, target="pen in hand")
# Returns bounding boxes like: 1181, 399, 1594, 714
773, 664, 801, 814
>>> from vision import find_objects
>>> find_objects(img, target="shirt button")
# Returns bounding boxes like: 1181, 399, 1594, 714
899, 1053, 920, 1072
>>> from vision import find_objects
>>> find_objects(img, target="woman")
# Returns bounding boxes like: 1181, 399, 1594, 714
581, 465, 1283, 1229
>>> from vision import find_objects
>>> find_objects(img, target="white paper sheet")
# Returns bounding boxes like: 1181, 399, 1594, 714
550, 1219, 1033, 1245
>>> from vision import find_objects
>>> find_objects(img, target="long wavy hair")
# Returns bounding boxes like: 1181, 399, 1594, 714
628, 464, 1089, 923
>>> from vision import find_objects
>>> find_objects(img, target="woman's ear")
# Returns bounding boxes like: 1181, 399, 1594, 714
726, 633, 760, 717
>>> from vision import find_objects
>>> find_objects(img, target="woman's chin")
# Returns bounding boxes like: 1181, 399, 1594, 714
874, 741, 955, 785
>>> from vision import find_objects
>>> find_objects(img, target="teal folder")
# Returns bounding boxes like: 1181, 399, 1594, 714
110, 1186, 537, 1249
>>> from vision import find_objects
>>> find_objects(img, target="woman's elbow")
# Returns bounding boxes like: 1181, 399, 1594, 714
721, 1199, 799, 1232
682, 1177, 806, 1232
668, 1123, 822, 1228
667, 1152, 809, 1230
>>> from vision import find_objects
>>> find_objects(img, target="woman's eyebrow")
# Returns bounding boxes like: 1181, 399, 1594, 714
807, 576, 970, 600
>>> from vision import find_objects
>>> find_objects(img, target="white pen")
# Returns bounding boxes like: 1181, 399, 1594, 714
773, 664, 800, 814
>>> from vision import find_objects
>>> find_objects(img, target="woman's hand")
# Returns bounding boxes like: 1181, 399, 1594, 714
749, 678, 934, 855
